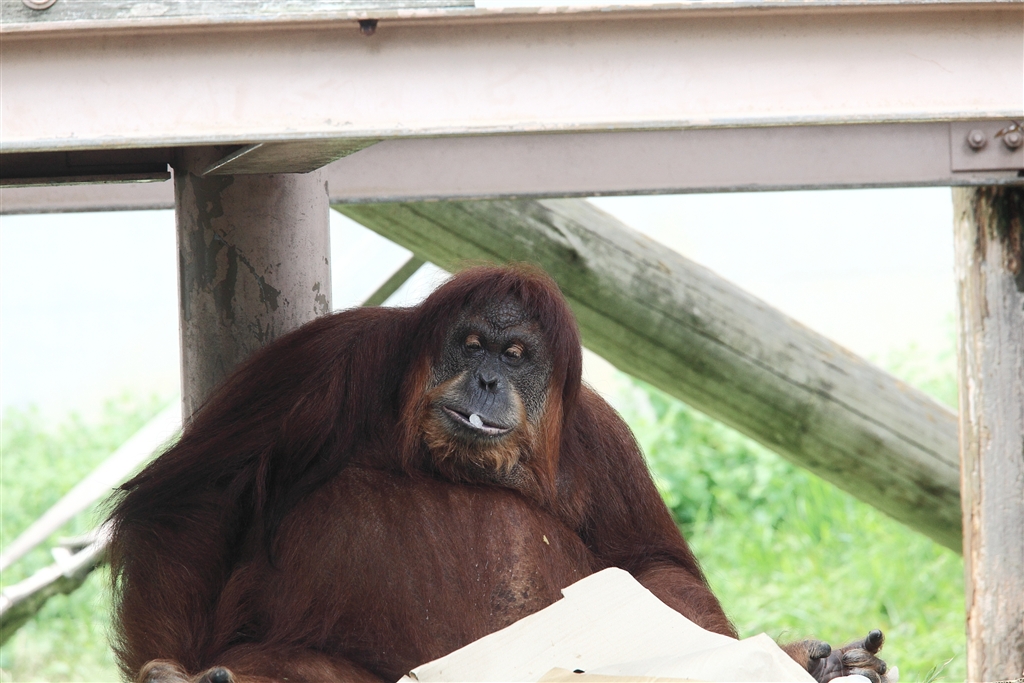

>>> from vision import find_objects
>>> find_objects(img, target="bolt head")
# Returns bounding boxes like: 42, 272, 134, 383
967, 129, 987, 150
22, 0, 57, 8
1002, 130, 1024, 150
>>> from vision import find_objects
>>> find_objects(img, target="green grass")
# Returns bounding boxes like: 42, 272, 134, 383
0, 343, 965, 681
1, 395, 169, 682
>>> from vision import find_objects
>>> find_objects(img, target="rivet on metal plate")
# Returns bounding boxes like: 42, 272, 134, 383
1001, 130, 1023, 151
22, 0, 57, 9
995, 122, 1023, 151
966, 129, 987, 151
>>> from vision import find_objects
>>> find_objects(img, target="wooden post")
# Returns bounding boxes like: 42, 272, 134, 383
175, 147, 331, 419
953, 186, 1024, 683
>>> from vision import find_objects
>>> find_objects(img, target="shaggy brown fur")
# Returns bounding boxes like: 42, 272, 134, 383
108, 265, 740, 683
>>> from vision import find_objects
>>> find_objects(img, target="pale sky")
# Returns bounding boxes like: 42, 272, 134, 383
0, 187, 955, 421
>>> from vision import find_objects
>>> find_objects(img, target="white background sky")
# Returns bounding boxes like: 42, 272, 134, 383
0, 187, 955, 421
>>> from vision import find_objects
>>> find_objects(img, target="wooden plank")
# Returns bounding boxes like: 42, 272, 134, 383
336, 199, 962, 550
0, 533, 107, 646
362, 256, 425, 306
0, 0, 471, 31
203, 139, 382, 176
952, 186, 1024, 682
2, 0, 1014, 35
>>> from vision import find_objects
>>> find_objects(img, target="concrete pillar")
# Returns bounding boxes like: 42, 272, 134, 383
953, 186, 1024, 683
174, 147, 331, 419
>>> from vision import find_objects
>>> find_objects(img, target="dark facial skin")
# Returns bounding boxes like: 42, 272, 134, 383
429, 298, 553, 443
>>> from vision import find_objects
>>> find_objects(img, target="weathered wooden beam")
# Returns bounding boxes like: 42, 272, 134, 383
176, 150, 332, 417
362, 256, 426, 307
202, 139, 381, 176
952, 186, 1024, 682
336, 199, 962, 550
0, 534, 107, 646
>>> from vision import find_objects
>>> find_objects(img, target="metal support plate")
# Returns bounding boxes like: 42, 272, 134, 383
950, 121, 1024, 172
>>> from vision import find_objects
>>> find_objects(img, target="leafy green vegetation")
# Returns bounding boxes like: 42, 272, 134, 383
615, 333, 964, 681
619, 379, 965, 683
1, 342, 964, 681
1, 395, 168, 683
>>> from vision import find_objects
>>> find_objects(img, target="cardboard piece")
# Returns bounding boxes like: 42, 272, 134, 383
537, 667, 698, 682
401, 568, 816, 683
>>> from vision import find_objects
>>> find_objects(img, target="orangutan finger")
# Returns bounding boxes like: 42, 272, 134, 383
842, 648, 888, 674
808, 640, 833, 660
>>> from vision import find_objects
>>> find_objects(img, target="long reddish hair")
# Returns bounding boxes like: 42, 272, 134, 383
110, 263, 581, 564
106, 263, 728, 677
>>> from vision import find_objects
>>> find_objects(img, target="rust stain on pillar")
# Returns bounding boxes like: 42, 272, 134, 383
175, 147, 331, 419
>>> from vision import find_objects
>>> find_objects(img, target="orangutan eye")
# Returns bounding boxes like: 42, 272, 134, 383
503, 344, 524, 362
465, 335, 482, 351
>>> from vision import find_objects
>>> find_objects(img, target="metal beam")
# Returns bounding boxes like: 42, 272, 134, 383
325, 122, 1024, 200
2, 2, 1021, 157
3, 120, 1023, 214
0, 180, 174, 214
0, 149, 170, 187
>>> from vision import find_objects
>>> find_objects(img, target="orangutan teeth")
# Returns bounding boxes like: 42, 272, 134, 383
469, 414, 484, 428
